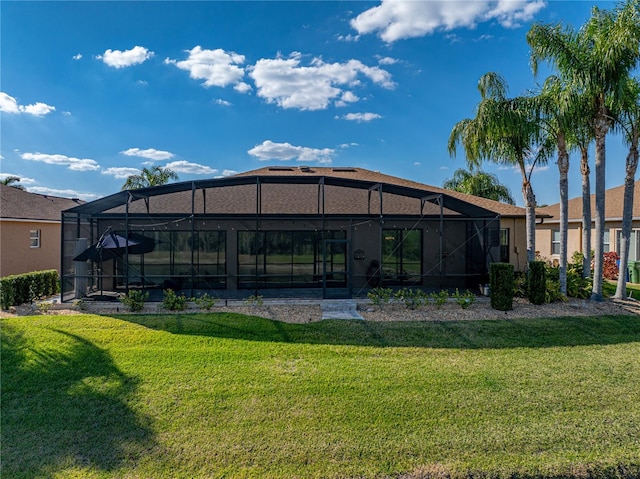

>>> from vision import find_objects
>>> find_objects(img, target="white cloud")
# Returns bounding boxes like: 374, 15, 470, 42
21, 152, 100, 171
248, 140, 335, 164
351, 0, 546, 42
102, 167, 141, 179
337, 112, 382, 122
0, 92, 56, 116
377, 56, 398, 65
165, 160, 218, 175
222, 169, 238, 176
337, 33, 360, 42
27, 186, 99, 201
166, 46, 246, 89
73, 53, 82, 60
234, 82, 252, 93
249, 53, 395, 111
98, 46, 154, 68
121, 148, 174, 161
414, 162, 421, 166
214, 98, 232, 106
335, 91, 360, 107
338, 143, 359, 149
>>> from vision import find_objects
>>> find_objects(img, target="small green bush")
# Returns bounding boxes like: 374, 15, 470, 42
194, 293, 217, 310
428, 290, 449, 309
453, 289, 476, 309
527, 261, 547, 305
395, 288, 427, 310
162, 289, 189, 311
490, 263, 514, 311
367, 287, 393, 308
119, 290, 149, 312
245, 294, 264, 306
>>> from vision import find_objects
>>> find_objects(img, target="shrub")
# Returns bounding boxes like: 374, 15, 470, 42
527, 261, 547, 305
513, 272, 528, 298
194, 293, 217, 310
453, 289, 475, 309
603, 251, 620, 280
0, 270, 59, 309
367, 287, 393, 308
490, 263, 514, 311
162, 289, 189, 311
119, 290, 149, 312
245, 294, 264, 306
395, 288, 427, 310
428, 290, 449, 309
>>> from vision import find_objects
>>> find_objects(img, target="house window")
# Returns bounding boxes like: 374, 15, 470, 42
30, 230, 41, 248
500, 228, 510, 263
551, 230, 560, 255
604, 229, 610, 253
382, 229, 422, 285
617, 230, 640, 261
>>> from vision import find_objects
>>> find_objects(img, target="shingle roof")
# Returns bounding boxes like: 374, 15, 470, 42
235, 166, 528, 217
536, 180, 640, 222
0, 185, 84, 221
69, 166, 529, 218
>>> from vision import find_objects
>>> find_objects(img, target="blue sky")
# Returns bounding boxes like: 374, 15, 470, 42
1, 0, 632, 206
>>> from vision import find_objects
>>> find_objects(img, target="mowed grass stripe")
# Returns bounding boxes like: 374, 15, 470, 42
2, 313, 639, 479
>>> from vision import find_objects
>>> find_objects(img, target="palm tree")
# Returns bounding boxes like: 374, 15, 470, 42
449, 72, 545, 263
442, 168, 515, 204
613, 76, 640, 299
121, 166, 179, 190
0, 176, 25, 190
530, 76, 576, 294
528, 0, 640, 300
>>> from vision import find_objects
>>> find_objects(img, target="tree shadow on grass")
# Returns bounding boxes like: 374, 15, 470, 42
114, 312, 640, 349
1, 325, 156, 478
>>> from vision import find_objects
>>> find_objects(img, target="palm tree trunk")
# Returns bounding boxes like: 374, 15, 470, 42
557, 134, 569, 294
614, 139, 639, 299
580, 148, 592, 279
591, 111, 608, 301
520, 164, 537, 263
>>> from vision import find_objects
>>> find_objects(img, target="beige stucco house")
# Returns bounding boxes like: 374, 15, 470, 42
535, 181, 640, 278
1, 184, 84, 277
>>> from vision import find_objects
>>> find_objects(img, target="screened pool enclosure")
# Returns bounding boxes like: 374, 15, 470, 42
61, 168, 501, 301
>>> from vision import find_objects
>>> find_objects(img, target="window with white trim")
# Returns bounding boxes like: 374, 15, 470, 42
551, 230, 560, 255
604, 229, 610, 253
30, 230, 41, 248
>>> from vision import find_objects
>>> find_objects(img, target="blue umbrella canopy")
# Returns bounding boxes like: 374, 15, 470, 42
73, 229, 155, 262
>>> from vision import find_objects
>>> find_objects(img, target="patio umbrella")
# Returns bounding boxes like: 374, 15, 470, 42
73, 229, 155, 262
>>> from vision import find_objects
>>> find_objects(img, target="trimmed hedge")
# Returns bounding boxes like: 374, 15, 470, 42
490, 262, 514, 311
527, 261, 547, 305
0, 270, 59, 309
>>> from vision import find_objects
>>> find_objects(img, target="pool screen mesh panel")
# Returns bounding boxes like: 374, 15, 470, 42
61, 175, 500, 301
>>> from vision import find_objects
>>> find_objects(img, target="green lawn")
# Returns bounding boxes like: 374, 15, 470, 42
604, 280, 640, 300
2, 312, 640, 479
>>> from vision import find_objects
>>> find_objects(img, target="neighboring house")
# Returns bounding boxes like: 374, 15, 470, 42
535, 180, 640, 275
0, 184, 84, 277
61, 166, 532, 301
